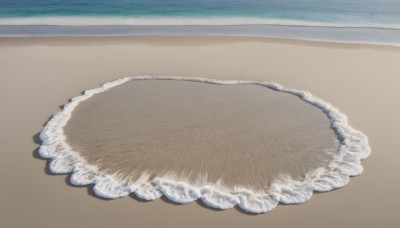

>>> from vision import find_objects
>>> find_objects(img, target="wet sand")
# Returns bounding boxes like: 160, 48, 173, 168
0, 37, 399, 227
65, 80, 337, 191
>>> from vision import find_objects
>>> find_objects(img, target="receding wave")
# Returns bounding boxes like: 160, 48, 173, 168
1, 16, 399, 30
39, 76, 370, 214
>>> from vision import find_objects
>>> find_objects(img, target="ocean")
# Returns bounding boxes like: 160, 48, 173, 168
0, 0, 400, 44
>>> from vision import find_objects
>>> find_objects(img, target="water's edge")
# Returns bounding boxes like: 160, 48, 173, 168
38, 76, 371, 214
1, 25, 400, 47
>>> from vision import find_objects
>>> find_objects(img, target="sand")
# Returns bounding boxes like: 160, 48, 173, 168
0, 36, 399, 227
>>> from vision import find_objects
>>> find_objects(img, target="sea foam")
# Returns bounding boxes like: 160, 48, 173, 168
39, 76, 371, 213
0, 17, 399, 30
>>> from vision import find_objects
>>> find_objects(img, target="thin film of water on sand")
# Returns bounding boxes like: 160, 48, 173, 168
64, 80, 338, 191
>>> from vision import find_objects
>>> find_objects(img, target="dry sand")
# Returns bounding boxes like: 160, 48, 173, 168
0, 36, 399, 227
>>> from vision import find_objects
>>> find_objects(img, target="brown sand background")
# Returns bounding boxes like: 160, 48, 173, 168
0, 37, 399, 227
65, 80, 337, 190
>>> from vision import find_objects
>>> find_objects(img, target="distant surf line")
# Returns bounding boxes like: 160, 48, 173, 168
0, 16, 399, 30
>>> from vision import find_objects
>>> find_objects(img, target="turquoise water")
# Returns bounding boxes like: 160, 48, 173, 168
1, 0, 400, 26
0, 0, 399, 43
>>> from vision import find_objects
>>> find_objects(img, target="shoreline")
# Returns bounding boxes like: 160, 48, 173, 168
0, 35, 399, 227
2, 35, 400, 51
1, 24, 400, 47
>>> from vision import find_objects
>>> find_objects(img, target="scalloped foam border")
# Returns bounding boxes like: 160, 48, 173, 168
38, 76, 370, 214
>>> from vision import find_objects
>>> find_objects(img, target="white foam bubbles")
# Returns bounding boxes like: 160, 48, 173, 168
0, 16, 399, 30
38, 75, 370, 213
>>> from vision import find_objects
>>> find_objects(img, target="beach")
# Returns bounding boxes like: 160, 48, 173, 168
0, 36, 399, 227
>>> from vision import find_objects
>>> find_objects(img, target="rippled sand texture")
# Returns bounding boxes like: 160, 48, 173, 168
64, 80, 338, 191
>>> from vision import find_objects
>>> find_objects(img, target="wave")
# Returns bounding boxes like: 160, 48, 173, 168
0, 16, 399, 30
39, 75, 371, 214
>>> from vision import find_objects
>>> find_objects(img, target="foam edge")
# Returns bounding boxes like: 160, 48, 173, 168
38, 75, 371, 214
